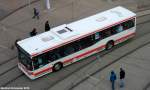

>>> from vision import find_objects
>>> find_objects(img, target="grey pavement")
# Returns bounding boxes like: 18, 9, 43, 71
0, 0, 150, 90
71, 43, 150, 90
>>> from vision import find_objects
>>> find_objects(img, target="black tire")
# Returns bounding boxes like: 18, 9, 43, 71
53, 63, 63, 72
106, 41, 114, 50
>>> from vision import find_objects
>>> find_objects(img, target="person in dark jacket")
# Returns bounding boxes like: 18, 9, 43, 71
110, 70, 117, 90
30, 28, 37, 37
45, 21, 50, 31
15, 39, 21, 47
120, 68, 125, 88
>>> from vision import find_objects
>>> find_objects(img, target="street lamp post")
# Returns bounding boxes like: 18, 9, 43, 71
46, 0, 51, 9
28, 0, 31, 8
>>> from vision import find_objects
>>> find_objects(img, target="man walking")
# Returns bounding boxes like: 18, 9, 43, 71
110, 70, 117, 90
15, 39, 21, 47
120, 68, 125, 88
32, 8, 39, 19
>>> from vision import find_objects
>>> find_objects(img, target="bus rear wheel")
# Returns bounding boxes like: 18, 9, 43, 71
106, 41, 114, 50
53, 63, 63, 72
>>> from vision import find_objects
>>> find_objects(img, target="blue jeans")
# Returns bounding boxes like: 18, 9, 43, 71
120, 79, 124, 88
111, 81, 115, 90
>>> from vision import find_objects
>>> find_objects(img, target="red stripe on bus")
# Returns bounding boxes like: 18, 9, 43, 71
63, 45, 105, 64
32, 67, 52, 76
76, 45, 105, 59
115, 32, 135, 43
32, 45, 105, 76
63, 58, 74, 63
31, 17, 135, 57
31, 32, 135, 76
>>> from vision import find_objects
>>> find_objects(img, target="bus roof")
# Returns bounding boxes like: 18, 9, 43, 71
17, 6, 136, 57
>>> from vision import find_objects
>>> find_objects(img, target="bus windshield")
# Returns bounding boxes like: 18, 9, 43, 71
18, 48, 33, 71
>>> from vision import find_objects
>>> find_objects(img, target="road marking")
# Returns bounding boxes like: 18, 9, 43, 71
0, 45, 9, 49
89, 76, 99, 82
86, 74, 99, 82
0, 24, 7, 31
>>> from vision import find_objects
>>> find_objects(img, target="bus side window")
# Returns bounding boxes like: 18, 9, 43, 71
122, 19, 135, 30
111, 26, 117, 35
94, 32, 101, 41
51, 54, 57, 61
48, 51, 61, 62
116, 25, 123, 33
128, 19, 135, 28
72, 41, 81, 51
64, 46, 75, 55
79, 36, 93, 49
101, 29, 112, 38
47, 52, 54, 62
33, 54, 49, 70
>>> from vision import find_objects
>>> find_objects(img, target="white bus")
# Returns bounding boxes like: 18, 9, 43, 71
17, 6, 136, 79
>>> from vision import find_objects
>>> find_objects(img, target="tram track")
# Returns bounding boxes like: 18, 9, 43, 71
0, 56, 17, 76
0, 57, 24, 87
0, 56, 17, 66
0, 65, 17, 77
1, 74, 24, 87
0, 67, 24, 87
0, 7, 150, 89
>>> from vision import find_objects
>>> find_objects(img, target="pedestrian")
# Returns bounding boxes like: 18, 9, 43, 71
120, 68, 125, 88
110, 70, 117, 90
45, 20, 50, 31
32, 8, 39, 19
30, 28, 37, 37
15, 39, 21, 47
